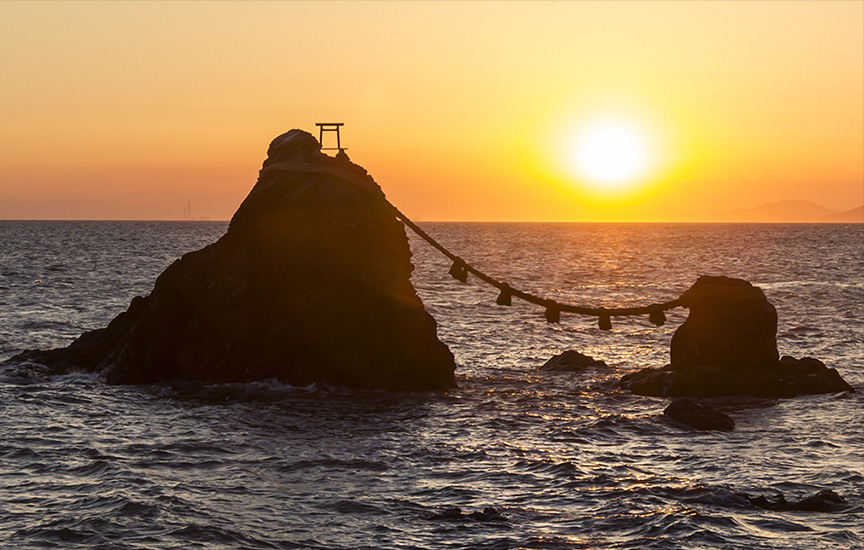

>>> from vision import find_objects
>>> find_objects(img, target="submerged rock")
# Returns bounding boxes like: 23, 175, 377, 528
621, 276, 853, 398
540, 350, 608, 371
685, 486, 849, 513
6, 130, 457, 391
424, 506, 506, 522
747, 489, 848, 512
663, 398, 735, 432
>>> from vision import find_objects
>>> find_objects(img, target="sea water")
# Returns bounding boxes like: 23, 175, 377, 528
0, 221, 862, 549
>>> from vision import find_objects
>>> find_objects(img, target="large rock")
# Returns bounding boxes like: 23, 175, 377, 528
6, 130, 457, 391
671, 276, 778, 371
621, 276, 853, 398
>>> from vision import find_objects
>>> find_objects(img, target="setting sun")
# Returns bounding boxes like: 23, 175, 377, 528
567, 120, 652, 190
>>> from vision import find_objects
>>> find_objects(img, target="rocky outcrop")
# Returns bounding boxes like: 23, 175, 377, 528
539, 350, 607, 372
671, 276, 778, 372
663, 398, 735, 432
621, 276, 853, 398
6, 130, 457, 391
622, 356, 852, 398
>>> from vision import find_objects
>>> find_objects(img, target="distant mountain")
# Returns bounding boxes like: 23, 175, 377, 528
820, 205, 864, 223
716, 200, 863, 223
718, 200, 835, 222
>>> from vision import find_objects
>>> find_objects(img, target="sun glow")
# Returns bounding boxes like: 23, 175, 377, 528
567, 120, 653, 191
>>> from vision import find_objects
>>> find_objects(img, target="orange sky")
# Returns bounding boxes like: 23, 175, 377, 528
1, 1, 862, 221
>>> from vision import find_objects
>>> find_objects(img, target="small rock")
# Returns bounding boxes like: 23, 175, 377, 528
467, 507, 505, 522
540, 350, 607, 372
425, 506, 506, 522
663, 398, 735, 431
748, 494, 787, 510
746, 489, 847, 512
788, 489, 848, 512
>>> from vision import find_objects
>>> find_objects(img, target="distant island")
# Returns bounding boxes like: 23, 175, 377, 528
820, 205, 864, 223
712, 200, 863, 223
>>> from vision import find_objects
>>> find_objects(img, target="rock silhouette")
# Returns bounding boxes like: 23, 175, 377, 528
684, 487, 848, 513
746, 489, 848, 512
7, 130, 457, 391
539, 350, 608, 371
621, 276, 853, 398
671, 276, 778, 372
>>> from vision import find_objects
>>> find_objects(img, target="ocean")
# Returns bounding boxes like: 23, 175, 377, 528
0, 220, 862, 549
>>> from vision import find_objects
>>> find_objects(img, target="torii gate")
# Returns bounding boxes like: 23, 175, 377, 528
316, 122, 345, 154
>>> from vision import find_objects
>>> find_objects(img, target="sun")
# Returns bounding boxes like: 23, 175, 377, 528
567, 120, 651, 190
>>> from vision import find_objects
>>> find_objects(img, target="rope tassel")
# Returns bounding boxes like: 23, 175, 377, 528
545, 304, 561, 323
598, 310, 612, 330
649, 307, 666, 327
448, 259, 468, 283
496, 283, 512, 306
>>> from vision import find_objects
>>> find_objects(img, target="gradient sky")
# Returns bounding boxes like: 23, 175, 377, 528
1, 1, 862, 221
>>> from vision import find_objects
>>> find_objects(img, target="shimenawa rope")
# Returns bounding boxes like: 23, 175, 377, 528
385, 202, 683, 330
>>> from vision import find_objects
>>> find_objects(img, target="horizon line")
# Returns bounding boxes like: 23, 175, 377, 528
0, 218, 861, 224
